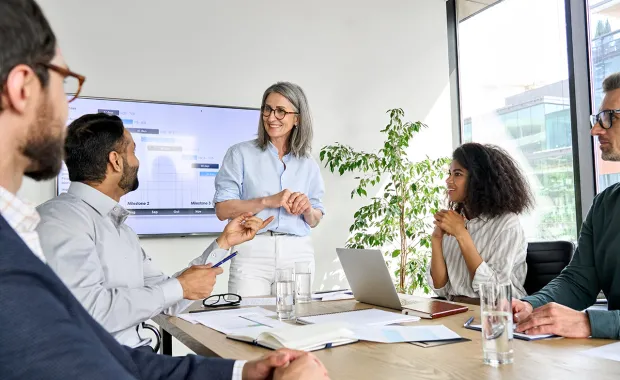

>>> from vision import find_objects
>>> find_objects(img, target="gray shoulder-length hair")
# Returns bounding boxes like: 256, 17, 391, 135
256, 82, 313, 158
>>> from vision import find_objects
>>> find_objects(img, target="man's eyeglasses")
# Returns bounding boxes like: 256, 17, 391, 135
261, 105, 299, 120
202, 293, 242, 308
40, 62, 86, 103
590, 109, 620, 130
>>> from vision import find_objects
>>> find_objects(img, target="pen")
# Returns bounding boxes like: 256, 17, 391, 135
212, 251, 237, 268
189, 305, 240, 313
463, 316, 474, 327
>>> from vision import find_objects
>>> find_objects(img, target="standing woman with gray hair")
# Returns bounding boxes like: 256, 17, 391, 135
214, 82, 325, 296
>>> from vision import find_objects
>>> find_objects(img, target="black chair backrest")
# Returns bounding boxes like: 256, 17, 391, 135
524, 241, 574, 295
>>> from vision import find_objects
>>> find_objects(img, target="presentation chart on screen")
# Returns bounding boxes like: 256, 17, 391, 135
57, 97, 259, 235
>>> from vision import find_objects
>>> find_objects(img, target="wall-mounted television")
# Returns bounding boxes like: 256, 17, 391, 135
56, 96, 259, 236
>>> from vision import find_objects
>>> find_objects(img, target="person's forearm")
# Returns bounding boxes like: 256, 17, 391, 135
430, 238, 449, 289
215, 199, 267, 220
163, 240, 228, 316
302, 208, 323, 227
455, 231, 483, 279
75, 282, 180, 334
587, 309, 620, 339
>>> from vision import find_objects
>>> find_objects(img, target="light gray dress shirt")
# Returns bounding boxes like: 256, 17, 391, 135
427, 212, 528, 300
36, 182, 230, 347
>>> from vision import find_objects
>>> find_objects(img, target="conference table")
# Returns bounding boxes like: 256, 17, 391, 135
153, 299, 620, 379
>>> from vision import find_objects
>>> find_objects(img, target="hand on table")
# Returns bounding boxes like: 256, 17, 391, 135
513, 300, 591, 338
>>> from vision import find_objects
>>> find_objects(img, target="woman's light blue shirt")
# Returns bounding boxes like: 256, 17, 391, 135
214, 139, 325, 236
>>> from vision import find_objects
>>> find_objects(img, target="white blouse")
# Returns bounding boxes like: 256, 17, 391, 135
427, 212, 528, 299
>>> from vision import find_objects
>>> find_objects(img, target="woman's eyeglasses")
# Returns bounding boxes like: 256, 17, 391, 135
40, 62, 86, 103
261, 105, 299, 120
590, 109, 620, 130
202, 293, 242, 308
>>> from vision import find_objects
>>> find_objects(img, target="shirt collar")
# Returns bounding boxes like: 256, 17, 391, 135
0, 185, 40, 234
267, 141, 291, 162
68, 182, 130, 227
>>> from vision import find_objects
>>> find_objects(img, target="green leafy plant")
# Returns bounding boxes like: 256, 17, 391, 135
320, 109, 450, 294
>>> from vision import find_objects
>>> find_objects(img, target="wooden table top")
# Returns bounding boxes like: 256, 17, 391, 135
153, 300, 620, 380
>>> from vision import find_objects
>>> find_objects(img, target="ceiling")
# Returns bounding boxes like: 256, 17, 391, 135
457, 0, 501, 21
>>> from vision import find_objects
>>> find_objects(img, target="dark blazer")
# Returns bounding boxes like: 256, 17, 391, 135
0, 215, 235, 379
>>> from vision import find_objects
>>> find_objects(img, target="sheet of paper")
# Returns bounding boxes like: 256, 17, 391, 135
350, 325, 461, 343
177, 307, 278, 334
321, 293, 354, 301
582, 342, 620, 362
311, 290, 352, 300
240, 297, 276, 306
299, 308, 420, 326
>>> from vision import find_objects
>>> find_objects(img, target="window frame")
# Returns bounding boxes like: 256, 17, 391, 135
446, 0, 596, 235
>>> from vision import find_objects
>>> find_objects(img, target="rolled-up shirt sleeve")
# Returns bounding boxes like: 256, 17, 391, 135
307, 159, 326, 215
471, 227, 527, 298
426, 264, 451, 298
214, 146, 243, 204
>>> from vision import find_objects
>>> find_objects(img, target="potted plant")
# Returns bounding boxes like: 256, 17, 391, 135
320, 109, 449, 293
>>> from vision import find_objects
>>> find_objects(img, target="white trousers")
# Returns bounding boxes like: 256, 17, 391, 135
228, 234, 315, 297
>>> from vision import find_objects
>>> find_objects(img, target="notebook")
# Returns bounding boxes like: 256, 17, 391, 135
227, 322, 358, 351
464, 323, 556, 341
400, 297, 468, 319
297, 308, 420, 326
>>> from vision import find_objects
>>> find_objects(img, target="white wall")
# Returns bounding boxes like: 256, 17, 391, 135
28, 0, 452, 295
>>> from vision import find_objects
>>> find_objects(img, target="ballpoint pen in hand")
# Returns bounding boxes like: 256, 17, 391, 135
212, 251, 238, 268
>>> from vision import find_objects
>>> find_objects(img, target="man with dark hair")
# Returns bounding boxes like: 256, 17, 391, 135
512, 72, 620, 340
37, 112, 268, 348
0, 0, 329, 379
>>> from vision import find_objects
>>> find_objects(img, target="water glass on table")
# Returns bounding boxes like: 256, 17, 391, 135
295, 261, 312, 303
479, 282, 514, 366
275, 267, 296, 320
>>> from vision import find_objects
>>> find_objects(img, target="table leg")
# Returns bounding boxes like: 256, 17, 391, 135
161, 328, 172, 355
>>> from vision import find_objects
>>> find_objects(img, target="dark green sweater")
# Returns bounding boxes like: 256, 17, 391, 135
523, 183, 620, 339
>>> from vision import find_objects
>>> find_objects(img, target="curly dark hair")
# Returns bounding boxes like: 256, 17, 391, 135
450, 143, 534, 219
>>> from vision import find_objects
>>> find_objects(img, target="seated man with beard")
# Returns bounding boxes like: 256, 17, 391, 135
37, 113, 273, 347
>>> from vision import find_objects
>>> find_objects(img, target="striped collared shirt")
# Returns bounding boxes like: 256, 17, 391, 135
0, 186, 45, 263
427, 212, 528, 299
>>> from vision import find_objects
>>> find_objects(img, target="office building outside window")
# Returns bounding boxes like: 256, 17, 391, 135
589, 0, 620, 192
459, 0, 577, 241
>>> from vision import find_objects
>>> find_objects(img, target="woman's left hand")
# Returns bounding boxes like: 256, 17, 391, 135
288, 192, 312, 215
433, 210, 467, 238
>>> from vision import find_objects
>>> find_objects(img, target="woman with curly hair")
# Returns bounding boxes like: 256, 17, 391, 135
427, 143, 534, 300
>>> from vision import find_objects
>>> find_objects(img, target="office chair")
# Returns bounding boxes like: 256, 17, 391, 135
524, 241, 574, 295
138, 322, 161, 353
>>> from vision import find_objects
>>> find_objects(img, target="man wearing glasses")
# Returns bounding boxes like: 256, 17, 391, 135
0, 1, 329, 379
511, 73, 620, 340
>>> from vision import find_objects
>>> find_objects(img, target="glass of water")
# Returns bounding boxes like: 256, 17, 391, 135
479, 282, 513, 366
275, 267, 295, 320
295, 261, 312, 303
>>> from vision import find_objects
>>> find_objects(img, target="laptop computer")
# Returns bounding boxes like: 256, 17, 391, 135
336, 248, 416, 310
336, 248, 468, 318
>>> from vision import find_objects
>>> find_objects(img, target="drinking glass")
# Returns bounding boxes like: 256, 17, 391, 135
275, 267, 296, 320
479, 282, 514, 366
295, 261, 312, 303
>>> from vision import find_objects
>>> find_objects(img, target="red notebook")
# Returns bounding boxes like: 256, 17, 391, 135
400, 297, 468, 319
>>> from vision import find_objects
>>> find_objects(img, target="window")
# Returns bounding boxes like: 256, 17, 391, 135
589, 0, 620, 192
458, 0, 577, 241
